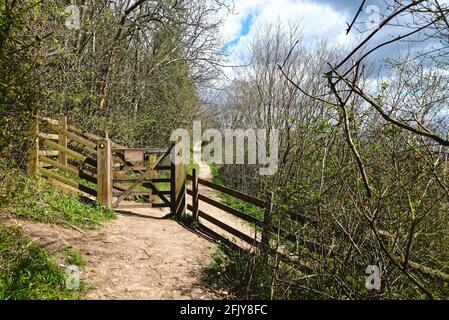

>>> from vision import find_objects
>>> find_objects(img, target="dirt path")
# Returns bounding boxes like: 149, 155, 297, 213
1, 208, 222, 300
0, 148, 258, 300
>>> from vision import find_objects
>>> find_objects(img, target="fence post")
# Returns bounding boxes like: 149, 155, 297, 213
170, 153, 176, 214
192, 168, 199, 221
28, 117, 39, 175
170, 142, 186, 216
97, 138, 112, 208
58, 115, 68, 166
261, 191, 274, 265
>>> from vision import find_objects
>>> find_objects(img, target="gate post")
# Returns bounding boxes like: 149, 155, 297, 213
28, 116, 39, 175
260, 191, 274, 265
170, 143, 186, 215
192, 168, 199, 221
58, 115, 68, 166
97, 138, 112, 208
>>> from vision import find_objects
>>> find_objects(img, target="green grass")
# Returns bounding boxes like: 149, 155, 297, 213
0, 167, 107, 300
0, 224, 83, 300
63, 247, 86, 268
54, 168, 97, 190
202, 245, 230, 286
2, 175, 115, 230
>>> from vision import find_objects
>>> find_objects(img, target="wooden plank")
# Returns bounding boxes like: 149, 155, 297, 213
113, 148, 168, 154
42, 138, 97, 167
193, 191, 264, 227
124, 149, 144, 163
67, 154, 97, 169
113, 178, 170, 183
39, 150, 59, 157
171, 161, 176, 214
191, 169, 199, 221
118, 165, 148, 171
196, 177, 267, 208
38, 132, 59, 140
40, 155, 78, 175
175, 182, 186, 215
67, 124, 103, 144
39, 168, 97, 197
116, 165, 171, 172
44, 121, 97, 150
154, 165, 171, 171
113, 191, 152, 197
42, 139, 86, 162
152, 203, 170, 208
38, 162, 53, 169
197, 209, 259, 246
112, 190, 169, 197
39, 155, 98, 184
115, 204, 153, 209
40, 116, 58, 125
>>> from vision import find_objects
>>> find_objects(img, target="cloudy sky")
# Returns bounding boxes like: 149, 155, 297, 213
221, 0, 369, 55
218, 0, 449, 77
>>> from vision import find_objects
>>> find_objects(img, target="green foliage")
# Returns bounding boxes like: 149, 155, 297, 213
63, 248, 86, 268
202, 245, 320, 299
170, 212, 199, 229
1, 173, 115, 230
202, 246, 231, 285
0, 224, 82, 300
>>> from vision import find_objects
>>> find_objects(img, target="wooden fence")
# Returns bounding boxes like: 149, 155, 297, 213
185, 169, 313, 272
184, 169, 449, 281
28, 116, 185, 213
28, 116, 449, 283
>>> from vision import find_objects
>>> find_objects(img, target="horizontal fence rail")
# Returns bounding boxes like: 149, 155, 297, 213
186, 173, 268, 209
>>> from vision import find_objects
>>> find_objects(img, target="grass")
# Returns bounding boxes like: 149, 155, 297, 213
54, 168, 97, 190
0, 224, 83, 300
3, 175, 116, 230
63, 247, 86, 268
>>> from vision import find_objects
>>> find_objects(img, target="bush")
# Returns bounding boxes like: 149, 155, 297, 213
0, 224, 81, 300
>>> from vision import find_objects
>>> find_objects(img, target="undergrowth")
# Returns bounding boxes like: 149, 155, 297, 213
0, 224, 83, 300
1, 173, 115, 229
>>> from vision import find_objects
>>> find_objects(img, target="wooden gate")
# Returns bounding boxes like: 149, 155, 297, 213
111, 147, 172, 210
29, 115, 186, 215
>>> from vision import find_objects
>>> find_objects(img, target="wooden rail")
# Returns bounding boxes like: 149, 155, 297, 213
30, 116, 183, 211
186, 173, 268, 208
185, 169, 275, 263
30, 116, 100, 199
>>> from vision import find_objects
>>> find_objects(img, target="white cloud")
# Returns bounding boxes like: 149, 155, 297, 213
220, 0, 352, 78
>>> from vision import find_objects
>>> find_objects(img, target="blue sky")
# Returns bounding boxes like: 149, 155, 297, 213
220, 0, 449, 76
221, 13, 256, 53
221, 0, 353, 53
